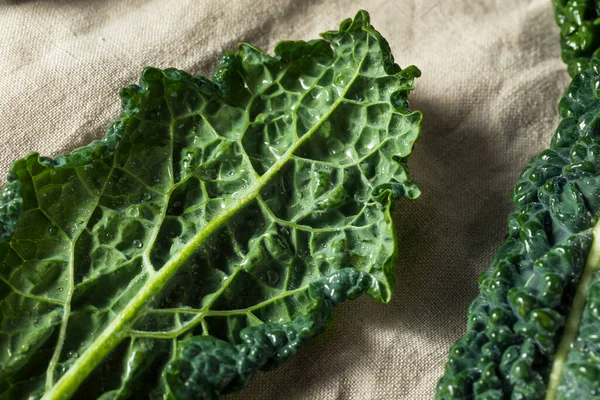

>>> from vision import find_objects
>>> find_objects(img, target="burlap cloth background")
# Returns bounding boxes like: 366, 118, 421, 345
0, 0, 571, 398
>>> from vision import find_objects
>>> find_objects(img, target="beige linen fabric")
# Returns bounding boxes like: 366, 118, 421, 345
0, 0, 571, 398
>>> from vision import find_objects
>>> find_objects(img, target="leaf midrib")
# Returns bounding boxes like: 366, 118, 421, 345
42, 38, 368, 400
545, 219, 600, 399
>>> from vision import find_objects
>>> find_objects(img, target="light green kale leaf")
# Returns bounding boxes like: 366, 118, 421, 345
0, 10, 422, 400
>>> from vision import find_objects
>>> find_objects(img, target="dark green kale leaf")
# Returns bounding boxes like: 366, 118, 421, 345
0, 11, 422, 400
436, 36, 600, 400
553, 0, 600, 76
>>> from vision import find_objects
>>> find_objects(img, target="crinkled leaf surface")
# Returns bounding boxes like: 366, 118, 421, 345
0, 11, 422, 400
436, 35, 600, 400
553, 0, 600, 76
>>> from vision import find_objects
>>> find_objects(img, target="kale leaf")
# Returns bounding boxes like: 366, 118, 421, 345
553, 0, 600, 76
0, 11, 421, 400
437, 7, 600, 400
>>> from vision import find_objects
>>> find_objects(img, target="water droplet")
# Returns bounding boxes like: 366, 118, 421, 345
67, 350, 78, 358
58, 287, 64, 292
133, 240, 143, 248
199, 169, 217, 180
142, 192, 152, 201
93, 189, 101, 196
266, 270, 279, 286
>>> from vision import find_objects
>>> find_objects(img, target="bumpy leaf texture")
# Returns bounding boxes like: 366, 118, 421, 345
553, 0, 600, 76
436, 6, 600, 400
0, 11, 422, 400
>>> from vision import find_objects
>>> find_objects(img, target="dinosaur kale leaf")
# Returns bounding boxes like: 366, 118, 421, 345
436, 43, 600, 400
553, 0, 600, 76
0, 10, 422, 400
